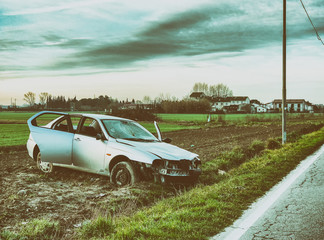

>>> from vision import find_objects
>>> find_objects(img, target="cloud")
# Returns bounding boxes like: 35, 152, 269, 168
1, 0, 324, 76
48, 2, 281, 70
1, 0, 110, 16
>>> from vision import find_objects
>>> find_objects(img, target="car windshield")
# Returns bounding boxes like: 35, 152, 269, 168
102, 120, 158, 142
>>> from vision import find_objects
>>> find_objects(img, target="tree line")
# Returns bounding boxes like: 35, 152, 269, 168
23, 92, 117, 111
21, 82, 233, 113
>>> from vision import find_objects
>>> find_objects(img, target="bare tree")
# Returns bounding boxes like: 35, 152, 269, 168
39, 92, 49, 107
192, 82, 209, 94
142, 96, 152, 104
154, 93, 165, 103
23, 92, 36, 107
192, 82, 233, 97
209, 83, 233, 97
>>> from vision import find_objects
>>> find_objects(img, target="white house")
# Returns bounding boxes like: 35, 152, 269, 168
212, 96, 250, 111
256, 106, 267, 113
0, 105, 9, 110
272, 99, 313, 112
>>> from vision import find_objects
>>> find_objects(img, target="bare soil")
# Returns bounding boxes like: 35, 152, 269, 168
164, 123, 309, 162
0, 123, 316, 237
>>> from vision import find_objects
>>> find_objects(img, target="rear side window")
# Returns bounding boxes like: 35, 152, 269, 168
30, 113, 72, 133
31, 113, 65, 128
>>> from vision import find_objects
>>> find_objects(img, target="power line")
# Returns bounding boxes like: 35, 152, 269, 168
299, 0, 324, 45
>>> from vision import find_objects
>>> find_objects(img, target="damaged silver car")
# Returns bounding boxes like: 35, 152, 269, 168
26, 111, 201, 186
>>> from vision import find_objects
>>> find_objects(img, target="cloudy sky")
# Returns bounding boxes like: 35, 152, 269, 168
1, 0, 323, 105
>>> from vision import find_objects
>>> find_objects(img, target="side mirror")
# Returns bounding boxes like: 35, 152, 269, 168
96, 133, 104, 140
162, 138, 172, 143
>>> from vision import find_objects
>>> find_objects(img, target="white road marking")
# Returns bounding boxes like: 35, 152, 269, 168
212, 144, 324, 240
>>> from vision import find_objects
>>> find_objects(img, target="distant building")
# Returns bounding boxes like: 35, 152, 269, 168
256, 106, 267, 113
0, 105, 9, 110
121, 103, 137, 110
120, 103, 153, 110
211, 96, 250, 112
250, 99, 261, 105
272, 99, 314, 112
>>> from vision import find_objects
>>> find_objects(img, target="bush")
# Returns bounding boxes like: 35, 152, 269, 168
221, 146, 245, 167
247, 140, 265, 157
200, 159, 229, 184
266, 138, 282, 150
287, 131, 299, 143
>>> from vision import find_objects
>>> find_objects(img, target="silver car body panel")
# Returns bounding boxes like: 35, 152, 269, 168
26, 111, 200, 179
72, 133, 107, 170
114, 139, 197, 161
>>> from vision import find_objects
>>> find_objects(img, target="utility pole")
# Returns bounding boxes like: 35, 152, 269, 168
282, 0, 287, 144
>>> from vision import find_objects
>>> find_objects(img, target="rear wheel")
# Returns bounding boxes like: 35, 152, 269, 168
110, 161, 139, 186
36, 151, 53, 173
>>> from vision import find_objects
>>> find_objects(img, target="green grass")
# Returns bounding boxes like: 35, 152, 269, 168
140, 122, 199, 134
0, 112, 200, 147
0, 112, 36, 120
77, 216, 114, 239
77, 127, 324, 240
0, 124, 29, 146
157, 113, 282, 123
0, 218, 61, 240
157, 113, 212, 122
157, 113, 324, 123
0, 112, 36, 124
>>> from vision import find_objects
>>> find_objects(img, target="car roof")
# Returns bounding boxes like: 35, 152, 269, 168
33, 111, 132, 122
70, 113, 131, 121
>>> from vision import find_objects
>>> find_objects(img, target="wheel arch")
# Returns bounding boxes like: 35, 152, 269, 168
33, 145, 40, 161
109, 155, 131, 173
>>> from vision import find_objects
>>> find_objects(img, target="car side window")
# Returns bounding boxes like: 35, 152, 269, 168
30, 113, 75, 132
79, 118, 102, 137
52, 118, 69, 132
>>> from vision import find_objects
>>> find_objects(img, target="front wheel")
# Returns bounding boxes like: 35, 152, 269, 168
36, 151, 53, 173
110, 161, 139, 186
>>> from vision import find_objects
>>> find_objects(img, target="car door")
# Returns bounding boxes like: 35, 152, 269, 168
27, 111, 73, 165
72, 117, 107, 172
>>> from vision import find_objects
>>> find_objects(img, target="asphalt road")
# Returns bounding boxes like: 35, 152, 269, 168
214, 145, 324, 240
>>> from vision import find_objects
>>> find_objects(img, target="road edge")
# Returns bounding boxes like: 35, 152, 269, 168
212, 144, 324, 240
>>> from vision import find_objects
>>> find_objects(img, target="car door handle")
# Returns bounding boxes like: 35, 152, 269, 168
74, 138, 81, 141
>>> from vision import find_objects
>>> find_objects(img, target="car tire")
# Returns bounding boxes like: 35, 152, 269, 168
36, 151, 53, 173
110, 161, 139, 186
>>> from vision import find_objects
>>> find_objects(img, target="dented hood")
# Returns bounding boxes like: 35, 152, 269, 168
117, 139, 198, 160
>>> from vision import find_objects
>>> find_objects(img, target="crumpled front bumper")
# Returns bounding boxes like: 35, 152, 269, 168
152, 158, 202, 178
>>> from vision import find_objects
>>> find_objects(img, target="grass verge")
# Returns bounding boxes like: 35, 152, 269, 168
88, 126, 324, 240
1, 218, 61, 240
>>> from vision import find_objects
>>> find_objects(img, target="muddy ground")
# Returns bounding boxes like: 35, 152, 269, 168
0, 123, 316, 237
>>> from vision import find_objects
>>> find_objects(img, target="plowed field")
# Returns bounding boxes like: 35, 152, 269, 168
0, 123, 318, 238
